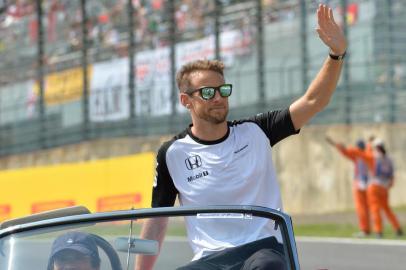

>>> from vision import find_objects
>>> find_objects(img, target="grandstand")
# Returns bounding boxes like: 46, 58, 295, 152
0, 0, 404, 156
0, 0, 406, 218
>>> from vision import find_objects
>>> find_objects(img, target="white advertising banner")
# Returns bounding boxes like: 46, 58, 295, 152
176, 35, 215, 67
85, 29, 251, 120
0, 81, 35, 125
176, 30, 252, 68
135, 47, 172, 116
133, 29, 252, 116
0, 30, 253, 125
89, 58, 129, 122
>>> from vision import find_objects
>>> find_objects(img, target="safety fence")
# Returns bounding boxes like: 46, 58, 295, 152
0, 0, 405, 156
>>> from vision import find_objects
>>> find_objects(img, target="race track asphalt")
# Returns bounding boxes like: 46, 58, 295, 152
2, 237, 406, 269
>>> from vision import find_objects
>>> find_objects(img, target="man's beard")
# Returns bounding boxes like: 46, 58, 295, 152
197, 107, 228, 124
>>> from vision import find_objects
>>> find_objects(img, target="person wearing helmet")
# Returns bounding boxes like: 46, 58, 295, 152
326, 136, 371, 237
328, 136, 403, 238
367, 139, 403, 238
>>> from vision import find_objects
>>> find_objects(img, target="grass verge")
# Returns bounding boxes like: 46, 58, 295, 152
294, 223, 406, 240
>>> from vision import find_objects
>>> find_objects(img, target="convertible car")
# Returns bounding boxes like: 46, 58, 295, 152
0, 205, 300, 269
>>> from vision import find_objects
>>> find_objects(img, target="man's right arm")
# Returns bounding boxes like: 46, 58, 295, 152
134, 217, 169, 270
135, 142, 178, 270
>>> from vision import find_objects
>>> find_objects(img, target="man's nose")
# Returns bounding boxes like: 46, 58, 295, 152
212, 89, 223, 101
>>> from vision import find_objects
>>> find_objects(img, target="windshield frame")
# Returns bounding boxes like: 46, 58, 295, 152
0, 205, 300, 270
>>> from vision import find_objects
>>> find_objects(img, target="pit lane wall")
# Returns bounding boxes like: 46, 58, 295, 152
0, 152, 155, 222
1, 124, 406, 221
274, 123, 406, 215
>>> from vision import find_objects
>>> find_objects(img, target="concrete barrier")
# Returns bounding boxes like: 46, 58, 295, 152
1, 124, 405, 215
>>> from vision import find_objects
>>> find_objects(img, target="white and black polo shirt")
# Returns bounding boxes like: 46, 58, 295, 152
152, 108, 299, 260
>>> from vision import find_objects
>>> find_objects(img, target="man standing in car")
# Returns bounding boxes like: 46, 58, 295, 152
136, 4, 347, 270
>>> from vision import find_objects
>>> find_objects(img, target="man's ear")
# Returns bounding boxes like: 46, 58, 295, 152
180, 93, 191, 109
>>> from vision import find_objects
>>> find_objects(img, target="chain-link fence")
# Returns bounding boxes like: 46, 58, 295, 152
0, 0, 405, 156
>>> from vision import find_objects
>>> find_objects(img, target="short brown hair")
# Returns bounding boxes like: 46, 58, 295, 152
176, 59, 225, 93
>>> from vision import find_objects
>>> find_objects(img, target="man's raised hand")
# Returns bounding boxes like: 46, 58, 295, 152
316, 4, 347, 56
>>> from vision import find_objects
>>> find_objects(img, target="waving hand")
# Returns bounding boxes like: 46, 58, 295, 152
316, 4, 347, 55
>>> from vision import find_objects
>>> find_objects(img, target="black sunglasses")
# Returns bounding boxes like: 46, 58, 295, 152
186, 84, 232, 100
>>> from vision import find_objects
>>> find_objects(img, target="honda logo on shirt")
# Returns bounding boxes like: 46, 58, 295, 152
185, 155, 202, 170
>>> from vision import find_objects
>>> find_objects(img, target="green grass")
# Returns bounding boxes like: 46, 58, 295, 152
22, 222, 405, 243
294, 223, 406, 240
294, 223, 356, 237
82, 220, 406, 240
394, 205, 406, 211
23, 212, 406, 241
79, 223, 187, 237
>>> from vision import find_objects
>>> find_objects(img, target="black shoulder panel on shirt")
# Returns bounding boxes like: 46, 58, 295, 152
231, 108, 299, 147
151, 130, 187, 208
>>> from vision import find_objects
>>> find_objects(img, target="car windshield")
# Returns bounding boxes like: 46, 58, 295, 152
0, 206, 299, 270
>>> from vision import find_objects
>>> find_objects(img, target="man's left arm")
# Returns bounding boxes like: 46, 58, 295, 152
290, 4, 347, 130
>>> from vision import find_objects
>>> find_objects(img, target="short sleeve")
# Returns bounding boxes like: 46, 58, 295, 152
151, 142, 178, 207
249, 108, 299, 146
